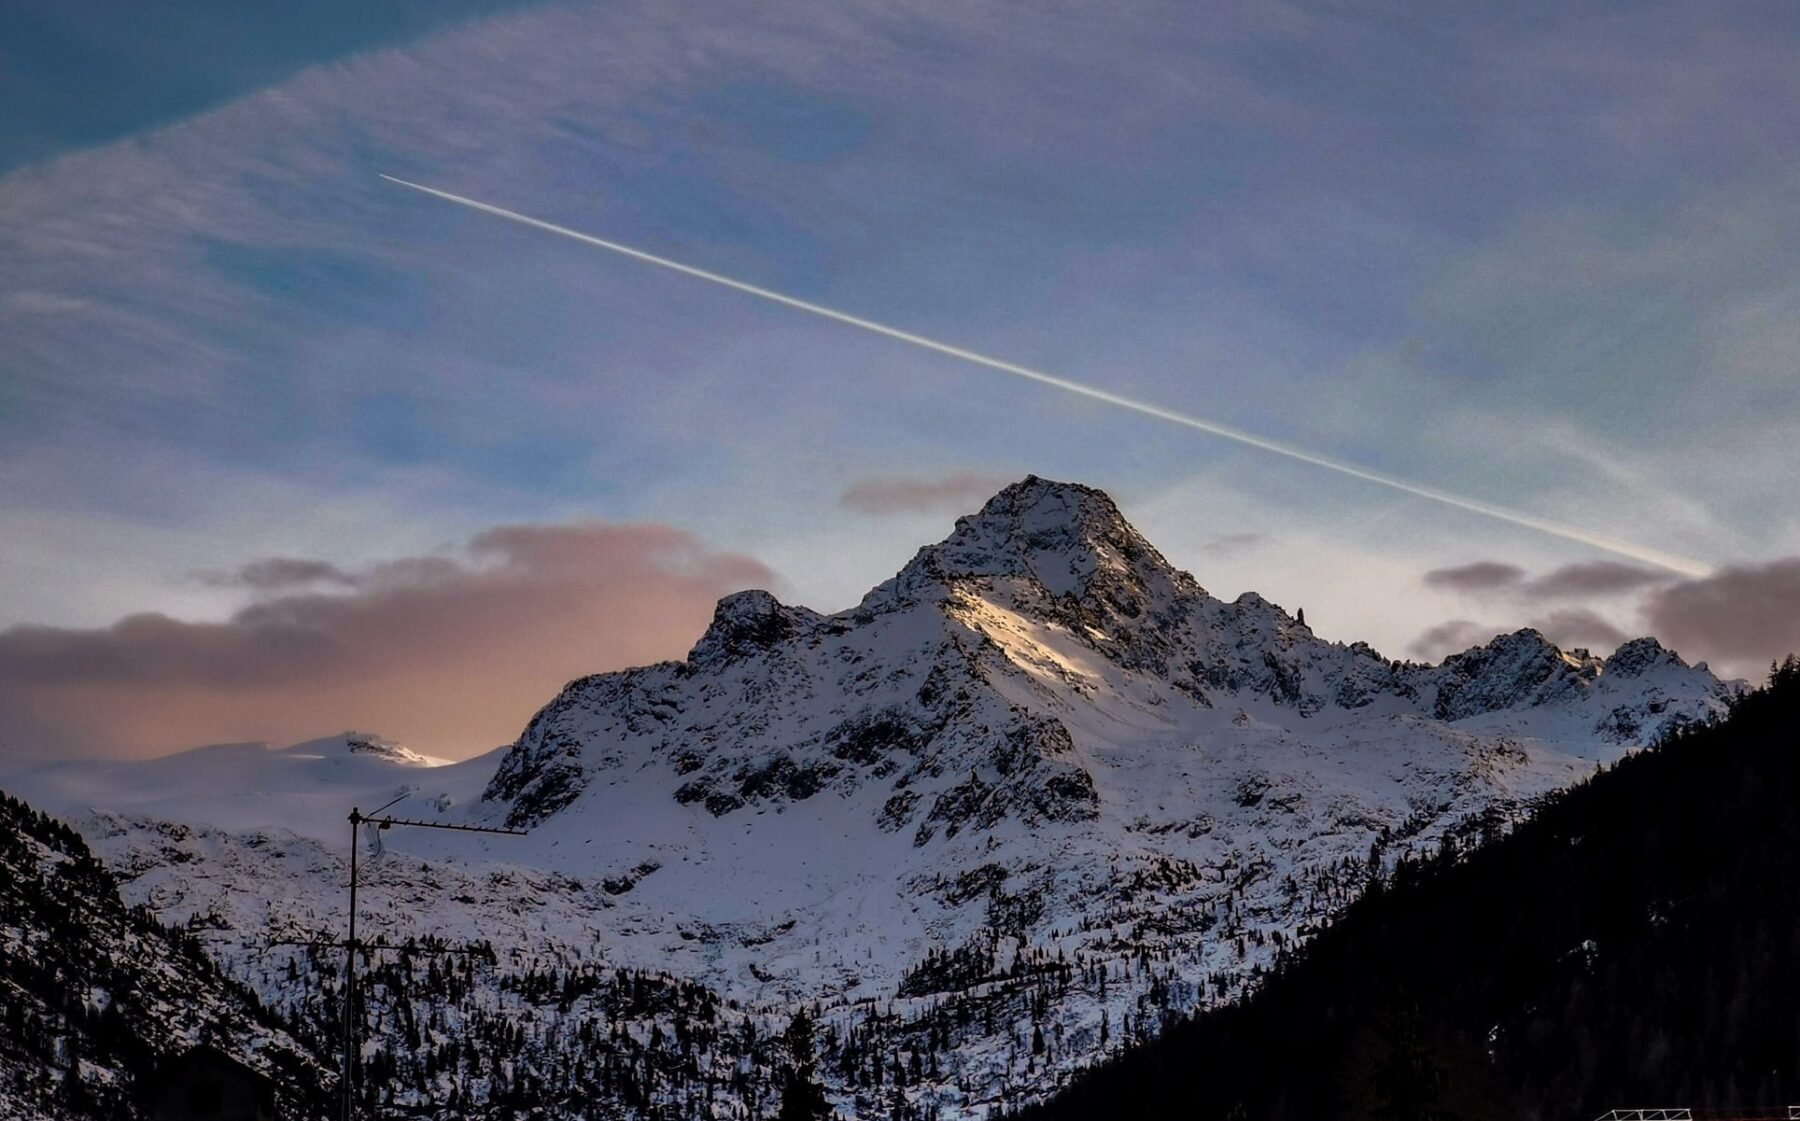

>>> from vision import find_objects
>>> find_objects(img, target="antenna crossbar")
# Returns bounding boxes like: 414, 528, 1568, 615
338, 800, 525, 1121
356, 812, 528, 836
267, 938, 490, 956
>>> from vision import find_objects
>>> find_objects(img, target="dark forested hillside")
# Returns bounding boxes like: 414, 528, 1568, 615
0, 788, 830, 1121
0, 789, 331, 1121
1024, 659, 1800, 1121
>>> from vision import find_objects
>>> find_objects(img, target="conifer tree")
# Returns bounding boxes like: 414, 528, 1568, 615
775, 1011, 834, 1121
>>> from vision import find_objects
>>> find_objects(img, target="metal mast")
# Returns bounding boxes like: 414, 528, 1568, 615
340, 798, 526, 1121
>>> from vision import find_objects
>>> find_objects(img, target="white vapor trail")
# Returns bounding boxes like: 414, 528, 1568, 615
380, 174, 1711, 578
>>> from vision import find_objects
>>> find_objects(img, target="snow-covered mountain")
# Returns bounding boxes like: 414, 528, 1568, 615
0, 732, 494, 847
1, 478, 1736, 1119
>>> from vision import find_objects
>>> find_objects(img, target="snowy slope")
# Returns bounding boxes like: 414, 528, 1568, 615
469, 478, 1728, 992
0, 732, 492, 842
4, 478, 1737, 1119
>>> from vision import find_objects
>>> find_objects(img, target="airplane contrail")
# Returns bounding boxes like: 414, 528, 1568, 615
380, 173, 1711, 578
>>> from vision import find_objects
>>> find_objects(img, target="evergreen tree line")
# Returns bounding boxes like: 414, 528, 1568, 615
1021, 658, 1800, 1121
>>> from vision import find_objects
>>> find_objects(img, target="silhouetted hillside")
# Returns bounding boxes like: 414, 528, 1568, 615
1024, 659, 1800, 1121
0, 789, 330, 1121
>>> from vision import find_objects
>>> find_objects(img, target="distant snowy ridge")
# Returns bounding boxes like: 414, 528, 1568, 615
0, 731, 488, 843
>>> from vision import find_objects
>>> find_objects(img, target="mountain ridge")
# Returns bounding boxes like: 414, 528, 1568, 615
483, 476, 1727, 834
0, 476, 1739, 1119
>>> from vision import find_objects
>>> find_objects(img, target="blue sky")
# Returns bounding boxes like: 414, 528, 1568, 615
0, 0, 530, 173
3, 1, 1799, 757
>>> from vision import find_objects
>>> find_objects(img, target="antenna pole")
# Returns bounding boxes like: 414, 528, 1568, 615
335, 797, 523, 1121
342, 807, 361, 1121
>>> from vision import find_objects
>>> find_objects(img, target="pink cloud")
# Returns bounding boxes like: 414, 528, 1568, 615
0, 521, 774, 760
839, 472, 1011, 515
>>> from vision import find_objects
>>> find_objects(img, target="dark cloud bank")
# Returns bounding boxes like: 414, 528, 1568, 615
1413, 555, 1800, 679
1642, 558, 1800, 679
1422, 561, 1527, 595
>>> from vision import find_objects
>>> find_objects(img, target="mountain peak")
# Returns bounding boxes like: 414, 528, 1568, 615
276, 731, 444, 767
1429, 628, 1601, 721
959, 476, 1133, 555
971, 473, 1122, 522
1603, 636, 1684, 678
688, 590, 822, 668
865, 476, 1195, 610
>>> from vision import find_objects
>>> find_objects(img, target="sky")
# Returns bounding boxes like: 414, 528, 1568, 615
3, 0, 1799, 760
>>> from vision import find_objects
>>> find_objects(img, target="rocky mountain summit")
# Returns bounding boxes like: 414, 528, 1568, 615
488, 476, 1723, 837
6, 477, 1736, 1119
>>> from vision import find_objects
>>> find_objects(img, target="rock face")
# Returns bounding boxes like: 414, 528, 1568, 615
8, 477, 1738, 1120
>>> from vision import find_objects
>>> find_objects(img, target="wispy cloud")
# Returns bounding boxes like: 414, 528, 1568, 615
196, 557, 357, 591
0, 0, 538, 173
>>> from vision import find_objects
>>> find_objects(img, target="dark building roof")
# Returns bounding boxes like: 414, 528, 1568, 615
150, 1045, 277, 1121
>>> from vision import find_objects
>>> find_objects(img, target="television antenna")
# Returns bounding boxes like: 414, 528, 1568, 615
1595, 1110, 1800, 1120
327, 794, 527, 1121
